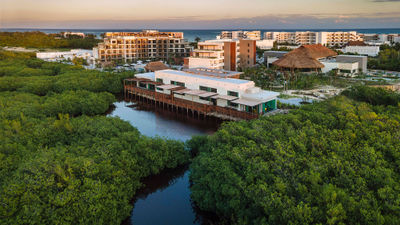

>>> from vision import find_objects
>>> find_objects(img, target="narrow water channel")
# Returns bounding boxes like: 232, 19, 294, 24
107, 101, 222, 225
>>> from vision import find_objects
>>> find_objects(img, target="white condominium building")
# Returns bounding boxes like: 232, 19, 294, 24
186, 41, 225, 70
218, 31, 261, 40
264, 31, 362, 47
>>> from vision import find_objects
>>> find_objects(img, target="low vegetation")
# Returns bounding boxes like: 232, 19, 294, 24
189, 86, 400, 225
0, 51, 190, 224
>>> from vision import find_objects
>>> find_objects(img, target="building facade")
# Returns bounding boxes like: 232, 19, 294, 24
185, 39, 256, 71
96, 30, 192, 63
132, 68, 279, 115
342, 44, 380, 57
264, 31, 362, 47
218, 31, 261, 40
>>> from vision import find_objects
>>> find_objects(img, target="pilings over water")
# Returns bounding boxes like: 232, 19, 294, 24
124, 85, 259, 121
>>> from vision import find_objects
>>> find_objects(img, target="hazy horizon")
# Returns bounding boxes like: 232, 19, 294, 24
1, 0, 400, 29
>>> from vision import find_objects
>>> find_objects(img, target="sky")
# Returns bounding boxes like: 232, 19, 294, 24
1, 0, 400, 29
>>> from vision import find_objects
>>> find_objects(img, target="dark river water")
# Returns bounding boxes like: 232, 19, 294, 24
107, 101, 222, 225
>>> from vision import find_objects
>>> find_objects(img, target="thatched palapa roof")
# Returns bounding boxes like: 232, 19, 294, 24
145, 61, 169, 72
272, 44, 337, 69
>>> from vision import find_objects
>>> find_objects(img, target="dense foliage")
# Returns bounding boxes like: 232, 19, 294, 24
368, 43, 400, 72
189, 87, 400, 225
0, 51, 130, 95
0, 31, 101, 49
0, 51, 190, 224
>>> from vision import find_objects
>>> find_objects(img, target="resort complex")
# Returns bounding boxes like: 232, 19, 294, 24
184, 39, 257, 71
95, 30, 192, 63
266, 44, 367, 75
124, 68, 279, 120
264, 31, 362, 47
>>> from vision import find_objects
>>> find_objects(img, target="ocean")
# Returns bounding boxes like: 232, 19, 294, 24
1, 28, 400, 42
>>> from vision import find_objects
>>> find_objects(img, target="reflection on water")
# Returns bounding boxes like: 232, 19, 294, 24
108, 100, 221, 225
278, 98, 314, 106
108, 101, 222, 141
121, 165, 198, 225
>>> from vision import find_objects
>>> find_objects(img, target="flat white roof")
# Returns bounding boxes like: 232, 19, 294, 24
136, 72, 155, 81
157, 70, 251, 85
232, 98, 263, 107
242, 90, 280, 102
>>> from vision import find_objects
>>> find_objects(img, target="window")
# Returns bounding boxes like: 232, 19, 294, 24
228, 101, 238, 107
200, 86, 217, 93
139, 82, 147, 88
227, 91, 239, 97
156, 78, 163, 83
171, 80, 185, 87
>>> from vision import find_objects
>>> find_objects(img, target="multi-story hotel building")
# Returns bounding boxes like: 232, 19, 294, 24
96, 30, 192, 63
264, 31, 362, 47
218, 31, 261, 40
184, 39, 256, 71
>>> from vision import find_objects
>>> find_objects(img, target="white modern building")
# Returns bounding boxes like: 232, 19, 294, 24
342, 42, 380, 57
264, 31, 362, 47
136, 68, 279, 114
256, 40, 275, 50
185, 39, 257, 71
36, 49, 95, 64
186, 41, 225, 69
217, 31, 261, 40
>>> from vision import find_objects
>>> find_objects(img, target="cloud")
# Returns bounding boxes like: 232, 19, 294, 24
2, 11, 400, 29
372, 0, 400, 2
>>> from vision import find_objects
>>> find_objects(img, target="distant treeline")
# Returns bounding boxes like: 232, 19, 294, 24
368, 43, 400, 72
0, 51, 189, 224
0, 31, 101, 49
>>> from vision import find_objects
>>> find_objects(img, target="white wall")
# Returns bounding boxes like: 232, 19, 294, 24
256, 40, 274, 50
188, 58, 224, 69
338, 62, 359, 74
156, 70, 255, 97
343, 46, 380, 56
321, 62, 339, 73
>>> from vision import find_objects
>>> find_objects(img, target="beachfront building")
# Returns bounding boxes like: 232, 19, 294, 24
361, 33, 400, 45
96, 30, 192, 63
342, 41, 380, 57
264, 31, 362, 47
217, 31, 261, 40
129, 68, 279, 118
185, 39, 256, 71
